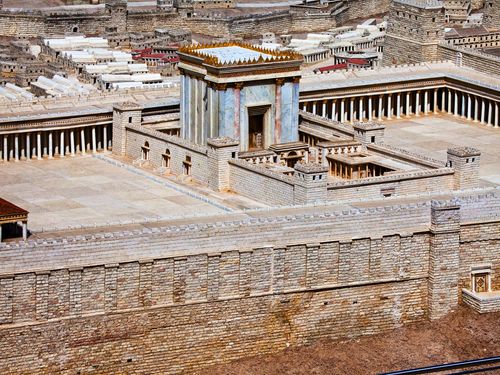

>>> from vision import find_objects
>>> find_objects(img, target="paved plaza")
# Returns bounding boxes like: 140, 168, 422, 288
383, 115, 500, 187
0, 156, 226, 231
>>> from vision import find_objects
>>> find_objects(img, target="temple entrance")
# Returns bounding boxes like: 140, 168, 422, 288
247, 105, 269, 151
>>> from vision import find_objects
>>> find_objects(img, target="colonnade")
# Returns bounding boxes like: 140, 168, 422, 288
303, 51, 330, 64
301, 87, 499, 128
0, 124, 111, 162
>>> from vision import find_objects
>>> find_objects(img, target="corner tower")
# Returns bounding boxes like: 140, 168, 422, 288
178, 42, 303, 151
383, 0, 445, 66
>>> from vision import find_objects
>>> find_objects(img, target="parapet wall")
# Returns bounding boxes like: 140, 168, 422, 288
438, 44, 500, 77
0, 193, 498, 373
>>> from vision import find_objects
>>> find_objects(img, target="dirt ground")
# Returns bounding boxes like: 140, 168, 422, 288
203, 308, 500, 375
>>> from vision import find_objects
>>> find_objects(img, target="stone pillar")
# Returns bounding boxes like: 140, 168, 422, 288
322, 100, 327, 118
92, 127, 97, 153
474, 97, 479, 122
14, 134, 19, 161
447, 147, 481, 190
293, 163, 328, 205
488, 101, 493, 126
26, 133, 30, 161
207, 137, 239, 192
406, 92, 411, 116
424, 90, 429, 115
454, 92, 458, 116
60, 131, 65, 158
481, 99, 486, 124
112, 102, 143, 156
2, 135, 7, 162
37, 132, 42, 160
48, 132, 53, 159
80, 129, 86, 155
103, 125, 108, 151
396, 93, 401, 119
312, 101, 317, 115
340, 99, 345, 122
415, 91, 420, 117
448, 89, 452, 115
368, 96, 373, 121
434, 89, 438, 114
378, 95, 384, 121
349, 99, 354, 123
387, 94, 392, 120
467, 95, 472, 120
359, 97, 364, 121
332, 100, 337, 121
441, 89, 446, 113
70, 130, 75, 156
428, 200, 461, 320
495, 102, 499, 128
22, 221, 27, 241
461, 94, 466, 118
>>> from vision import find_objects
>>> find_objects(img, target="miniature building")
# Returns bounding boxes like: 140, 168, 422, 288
383, 0, 446, 65
482, 0, 500, 30
0, 198, 28, 242
178, 42, 303, 151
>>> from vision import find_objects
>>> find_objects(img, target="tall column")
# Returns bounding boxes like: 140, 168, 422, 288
60, 131, 65, 158
349, 98, 354, 123
448, 89, 452, 115
80, 128, 86, 154
26, 133, 30, 161
48, 132, 53, 159
22, 221, 27, 241
359, 97, 364, 121
454, 92, 458, 116
322, 100, 327, 118
332, 100, 337, 121
441, 89, 445, 113
474, 97, 479, 122
103, 125, 108, 151
14, 134, 19, 161
92, 127, 97, 153
378, 95, 384, 121
70, 130, 75, 156
387, 94, 392, 120
368, 96, 373, 121
424, 90, 429, 115
37, 132, 42, 160
461, 94, 466, 118
406, 92, 411, 116
312, 101, 317, 115
340, 99, 345, 123
495, 102, 499, 128
487, 101, 493, 126
480, 99, 486, 124
396, 93, 401, 119
3, 135, 7, 162
467, 95, 472, 120
433, 89, 438, 114
415, 91, 420, 117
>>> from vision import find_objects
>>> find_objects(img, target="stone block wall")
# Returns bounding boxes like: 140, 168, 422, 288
438, 44, 500, 76
0, 194, 498, 373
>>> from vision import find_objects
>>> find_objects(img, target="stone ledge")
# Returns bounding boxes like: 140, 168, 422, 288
462, 288, 500, 314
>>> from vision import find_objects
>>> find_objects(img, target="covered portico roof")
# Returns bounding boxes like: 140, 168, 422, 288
0, 198, 28, 225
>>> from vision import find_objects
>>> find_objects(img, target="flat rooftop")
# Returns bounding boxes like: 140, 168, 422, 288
0, 156, 228, 232
197, 46, 273, 63
382, 115, 500, 186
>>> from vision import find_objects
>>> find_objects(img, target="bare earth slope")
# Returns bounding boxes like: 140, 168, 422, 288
203, 308, 500, 375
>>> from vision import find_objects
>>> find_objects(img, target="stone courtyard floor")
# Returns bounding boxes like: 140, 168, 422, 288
0, 155, 229, 232
204, 307, 500, 375
382, 115, 500, 187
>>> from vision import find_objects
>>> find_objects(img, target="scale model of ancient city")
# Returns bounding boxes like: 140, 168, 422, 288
0, 0, 498, 373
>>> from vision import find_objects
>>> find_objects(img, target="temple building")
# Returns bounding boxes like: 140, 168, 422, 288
178, 43, 303, 151
0, 198, 28, 242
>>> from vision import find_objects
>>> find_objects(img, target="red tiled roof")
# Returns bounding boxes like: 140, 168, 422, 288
317, 63, 348, 72
346, 58, 369, 65
0, 198, 28, 217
